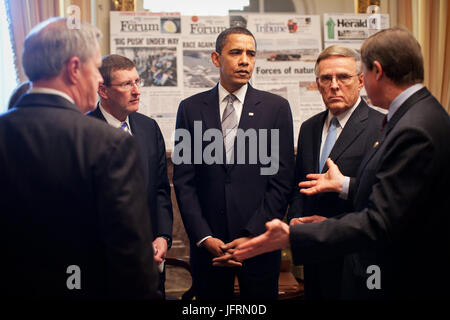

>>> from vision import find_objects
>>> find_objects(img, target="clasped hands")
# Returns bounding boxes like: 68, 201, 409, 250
205, 237, 251, 267
211, 159, 344, 263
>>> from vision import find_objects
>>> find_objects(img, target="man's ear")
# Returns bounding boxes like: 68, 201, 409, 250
373, 61, 383, 81
98, 83, 108, 100
65, 56, 82, 84
211, 51, 220, 67
357, 72, 364, 90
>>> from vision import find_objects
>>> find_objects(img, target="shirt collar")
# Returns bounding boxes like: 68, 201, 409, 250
218, 82, 248, 104
29, 87, 75, 105
388, 83, 423, 121
99, 103, 130, 129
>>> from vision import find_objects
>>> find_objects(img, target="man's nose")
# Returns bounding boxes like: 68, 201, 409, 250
330, 77, 340, 89
131, 83, 140, 95
239, 53, 249, 65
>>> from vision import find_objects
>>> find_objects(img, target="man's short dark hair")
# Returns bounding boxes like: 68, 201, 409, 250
361, 27, 424, 85
99, 54, 136, 86
215, 27, 256, 53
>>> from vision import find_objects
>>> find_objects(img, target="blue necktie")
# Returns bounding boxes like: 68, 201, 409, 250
120, 122, 131, 135
319, 117, 339, 172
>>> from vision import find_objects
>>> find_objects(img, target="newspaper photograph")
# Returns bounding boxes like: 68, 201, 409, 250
181, 16, 228, 98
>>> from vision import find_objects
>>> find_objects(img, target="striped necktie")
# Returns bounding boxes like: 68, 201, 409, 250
120, 122, 131, 135
222, 94, 238, 164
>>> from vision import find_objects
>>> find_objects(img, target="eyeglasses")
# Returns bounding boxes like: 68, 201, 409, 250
109, 78, 144, 90
318, 73, 359, 86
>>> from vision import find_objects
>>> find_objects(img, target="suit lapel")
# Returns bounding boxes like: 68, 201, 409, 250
128, 113, 150, 176
328, 100, 369, 165
201, 85, 222, 131
357, 87, 431, 177
128, 113, 143, 143
237, 84, 260, 132
228, 85, 261, 170
201, 85, 228, 168
89, 102, 107, 121
314, 111, 327, 173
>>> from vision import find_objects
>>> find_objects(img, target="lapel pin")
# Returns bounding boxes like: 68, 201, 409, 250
373, 141, 380, 148
248, 112, 254, 116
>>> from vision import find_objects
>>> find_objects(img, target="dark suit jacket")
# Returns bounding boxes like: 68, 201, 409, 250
289, 87, 450, 299
0, 93, 159, 299
173, 84, 294, 243
287, 99, 384, 299
88, 107, 173, 244
173, 84, 294, 295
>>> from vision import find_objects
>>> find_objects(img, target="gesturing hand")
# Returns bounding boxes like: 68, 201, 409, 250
299, 158, 345, 195
233, 219, 290, 261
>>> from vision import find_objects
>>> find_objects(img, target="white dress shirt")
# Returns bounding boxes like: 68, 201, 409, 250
320, 96, 361, 161
98, 103, 132, 135
218, 82, 247, 122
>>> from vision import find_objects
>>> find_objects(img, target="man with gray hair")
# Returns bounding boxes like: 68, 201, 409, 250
287, 45, 384, 299
0, 18, 159, 299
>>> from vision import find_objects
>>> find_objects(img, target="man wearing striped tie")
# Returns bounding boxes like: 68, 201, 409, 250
173, 27, 295, 300
88, 54, 173, 298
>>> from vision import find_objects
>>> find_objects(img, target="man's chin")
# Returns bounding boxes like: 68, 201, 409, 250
327, 101, 347, 111
128, 103, 140, 112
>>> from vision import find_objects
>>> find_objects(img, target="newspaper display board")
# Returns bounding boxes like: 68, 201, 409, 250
245, 14, 323, 143
323, 13, 390, 110
110, 12, 389, 150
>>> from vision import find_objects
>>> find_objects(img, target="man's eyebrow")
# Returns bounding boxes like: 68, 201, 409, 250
228, 48, 256, 52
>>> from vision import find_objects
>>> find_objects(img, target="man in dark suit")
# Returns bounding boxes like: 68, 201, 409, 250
173, 27, 294, 300
88, 54, 173, 297
0, 18, 159, 299
234, 27, 450, 299
287, 45, 384, 299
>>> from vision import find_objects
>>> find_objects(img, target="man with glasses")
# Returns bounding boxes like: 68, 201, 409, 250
287, 45, 384, 299
88, 54, 173, 298
234, 28, 450, 299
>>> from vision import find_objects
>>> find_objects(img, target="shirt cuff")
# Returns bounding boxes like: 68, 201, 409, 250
196, 235, 212, 247
339, 176, 350, 200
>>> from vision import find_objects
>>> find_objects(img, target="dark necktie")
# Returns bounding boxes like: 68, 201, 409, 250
381, 115, 388, 131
